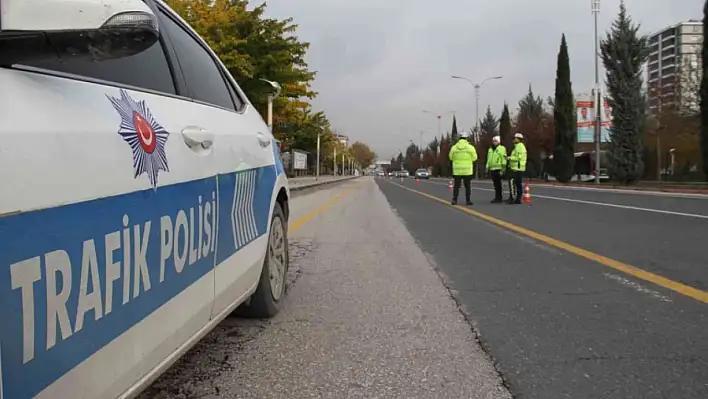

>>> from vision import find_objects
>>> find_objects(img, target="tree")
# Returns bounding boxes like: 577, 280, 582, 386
600, 1, 650, 183
515, 86, 552, 176
701, 0, 708, 180
518, 85, 545, 121
166, 0, 319, 150
350, 141, 376, 169
479, 106, 499, 138
500, 103, 512, 145
450, 115, 459, 141
479, 106, 499, 168
553, 34, 576, 183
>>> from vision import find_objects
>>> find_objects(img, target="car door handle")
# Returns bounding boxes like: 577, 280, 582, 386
257, 132, 271, 148
181, 126, 214, 150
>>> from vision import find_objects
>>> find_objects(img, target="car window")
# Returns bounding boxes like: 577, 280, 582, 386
18, 38, 176, 95
158, 10, 240, 111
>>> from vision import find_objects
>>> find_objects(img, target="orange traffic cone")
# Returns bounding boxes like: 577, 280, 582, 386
415, 177, 420, 185
522, 183, 532, 204
448, 179, 453, 191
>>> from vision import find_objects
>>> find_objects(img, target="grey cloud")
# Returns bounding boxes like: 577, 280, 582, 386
265, 0, 704, 159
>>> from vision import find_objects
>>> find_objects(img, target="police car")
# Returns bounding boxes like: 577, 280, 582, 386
0, 0, 291, 398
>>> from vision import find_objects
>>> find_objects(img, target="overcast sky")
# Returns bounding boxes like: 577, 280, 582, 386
264, 0, 703, 160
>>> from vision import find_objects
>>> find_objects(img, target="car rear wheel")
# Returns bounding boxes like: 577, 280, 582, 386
237, 202, 288, 318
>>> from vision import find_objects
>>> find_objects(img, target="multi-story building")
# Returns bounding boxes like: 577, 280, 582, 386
647, 20, 702, 114
336, 134, 349, 146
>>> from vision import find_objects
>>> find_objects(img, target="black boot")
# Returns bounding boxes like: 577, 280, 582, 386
466, 199, 473, 205
451, 198, 458, 205
491, 198, 502, 203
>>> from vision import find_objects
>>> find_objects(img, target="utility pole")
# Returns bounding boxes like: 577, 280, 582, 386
316, 131, 321, 181
592, 0, 602, 184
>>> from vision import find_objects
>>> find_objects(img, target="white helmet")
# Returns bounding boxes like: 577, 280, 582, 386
459, 130, 471, 138
514, 132, 524, 140
492, 135, 501, 143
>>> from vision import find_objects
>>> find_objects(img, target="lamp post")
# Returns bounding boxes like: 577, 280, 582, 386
422, 110, 455, 139
316, 127, 322, 181
451, 75, 503, 135
451, 75, 503, 178
592, 0, 602, 183
259, 79, 281, 133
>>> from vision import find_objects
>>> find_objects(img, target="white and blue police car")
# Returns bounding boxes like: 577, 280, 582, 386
0, 0, 291, 397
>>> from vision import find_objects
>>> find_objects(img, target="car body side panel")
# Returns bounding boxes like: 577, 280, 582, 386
0, 68, 219, 399
211, 103, 276, 317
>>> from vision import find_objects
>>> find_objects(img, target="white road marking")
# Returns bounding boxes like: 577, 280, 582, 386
465, 179, 708, 199
603, 272, 672, 302
424, 180, 708, 219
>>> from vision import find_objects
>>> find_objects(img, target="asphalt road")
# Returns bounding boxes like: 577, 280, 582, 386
142, 178, 510, 399
375, 176, 708, 399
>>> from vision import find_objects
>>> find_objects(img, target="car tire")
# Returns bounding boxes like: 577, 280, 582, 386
237, 202, 289, 319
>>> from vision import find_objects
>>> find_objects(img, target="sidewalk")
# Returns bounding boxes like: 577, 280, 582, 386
214, 178, 511, 398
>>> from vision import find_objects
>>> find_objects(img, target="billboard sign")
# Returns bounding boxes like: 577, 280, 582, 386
576, 99, 595, 143
292, 150, 307, 170
576, 96, 612, 143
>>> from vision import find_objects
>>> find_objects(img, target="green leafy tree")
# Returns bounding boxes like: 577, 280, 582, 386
499, 103, 512, 146
553, 34, 576, 183
350, 141, 376, 169
701, 0, 708, 180
600, 1, 649, 183
166, 0, 318, 150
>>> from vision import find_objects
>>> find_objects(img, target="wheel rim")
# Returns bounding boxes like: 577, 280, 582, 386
268, 217, 286, 301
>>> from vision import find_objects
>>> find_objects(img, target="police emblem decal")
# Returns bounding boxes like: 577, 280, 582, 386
107, 89, 170, 190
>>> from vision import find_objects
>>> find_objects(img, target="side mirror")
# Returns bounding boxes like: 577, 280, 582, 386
0, 0, 160, 66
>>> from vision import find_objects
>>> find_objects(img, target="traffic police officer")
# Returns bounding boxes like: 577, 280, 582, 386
448, 130, 478, 205
507, 132, 527, 204
486, 135, 507, 203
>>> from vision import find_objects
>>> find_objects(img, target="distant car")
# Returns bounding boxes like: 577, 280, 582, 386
396, 170, 410, 178
415, 169, 430, 179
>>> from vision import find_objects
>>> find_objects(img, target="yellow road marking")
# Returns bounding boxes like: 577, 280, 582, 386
385, 179, 708, 304
289, 190, 349, 233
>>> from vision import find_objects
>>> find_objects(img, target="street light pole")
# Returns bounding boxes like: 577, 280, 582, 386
451, 75, 502, 179
259, 79, 281, 133
592, 0, 602, 184
316, 131, 321, 181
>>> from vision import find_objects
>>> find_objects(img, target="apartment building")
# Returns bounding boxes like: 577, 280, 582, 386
647, 20, 702, 114
336, 134, 349, 146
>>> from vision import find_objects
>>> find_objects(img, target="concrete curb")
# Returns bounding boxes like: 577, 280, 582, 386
289, 176, 360, 193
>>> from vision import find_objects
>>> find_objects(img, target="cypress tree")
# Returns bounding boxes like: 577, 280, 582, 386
700, 0, 708, 180
500, 103, 512, 145
451, 115, 458, 141
553, 34, 575, 182
599, 1, 649, 183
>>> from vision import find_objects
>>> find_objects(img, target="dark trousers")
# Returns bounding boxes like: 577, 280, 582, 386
510, 170, 523, 202
453, 175, 472, 201
491, 170, 503, 200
